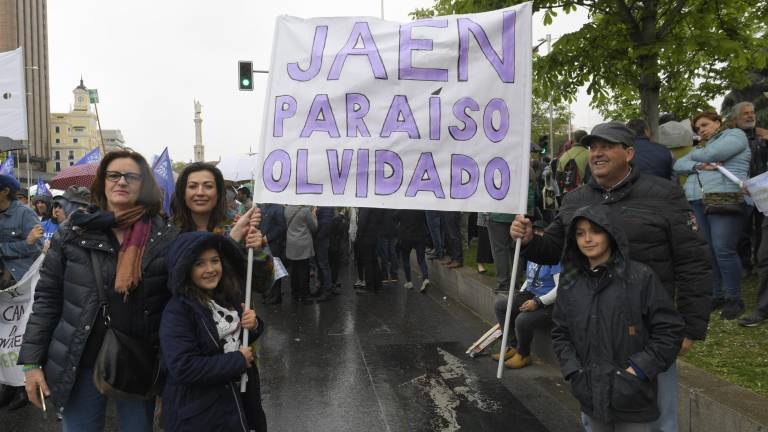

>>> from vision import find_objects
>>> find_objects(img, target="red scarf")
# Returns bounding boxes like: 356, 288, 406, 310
114, 206, 151, 297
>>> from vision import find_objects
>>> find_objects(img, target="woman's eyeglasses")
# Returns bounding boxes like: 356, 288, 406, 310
105, 171, 143, 184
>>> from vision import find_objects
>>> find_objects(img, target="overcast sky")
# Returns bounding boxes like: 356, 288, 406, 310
47, 0, 602, 162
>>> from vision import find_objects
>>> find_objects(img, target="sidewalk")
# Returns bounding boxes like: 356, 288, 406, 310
418, 255, 768, 432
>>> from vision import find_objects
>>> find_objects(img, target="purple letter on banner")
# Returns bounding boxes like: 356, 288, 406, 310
327, 149, 354, 195
328, 22, 387, 80
356, 149, 369, 198
274, 95, 297, 137
451, 154, 479, 199
301, 94, 341, 138
483, 98, 510, 143
448, 97, 479, 141
346, 93, 371, 137
458, 11, 516, 82
484, 157, 510, 200
374, 150, 403, 196
429, 95, 441, 140
296, 149, 322, 194
406, 153, 445, 198
381, 95, 420, 139
263, 150, 291, 192
399, 20, 448, 81
287, 25, 327, 81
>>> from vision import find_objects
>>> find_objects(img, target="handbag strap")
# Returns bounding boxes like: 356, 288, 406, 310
89, 250, 111, 326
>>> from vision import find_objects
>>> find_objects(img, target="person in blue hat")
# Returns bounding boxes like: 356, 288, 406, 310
160, 231, 267, 432
0, 173, 43, 410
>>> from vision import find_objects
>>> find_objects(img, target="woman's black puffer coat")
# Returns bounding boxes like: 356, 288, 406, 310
18, 213, 179, 414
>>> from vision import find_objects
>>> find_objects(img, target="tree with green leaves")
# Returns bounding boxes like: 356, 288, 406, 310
413, 0, 768, 135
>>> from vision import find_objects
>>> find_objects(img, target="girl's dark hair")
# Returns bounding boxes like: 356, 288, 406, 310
172, 163, 229, 233
182, 246, 242, 309
90, 150, 163, 216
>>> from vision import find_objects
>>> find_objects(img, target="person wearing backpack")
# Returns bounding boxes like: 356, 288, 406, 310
556, 130, 590, 195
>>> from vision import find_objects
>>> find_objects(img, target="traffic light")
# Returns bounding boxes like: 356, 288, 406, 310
538, 135, 549, 154
238, 61, 253, 91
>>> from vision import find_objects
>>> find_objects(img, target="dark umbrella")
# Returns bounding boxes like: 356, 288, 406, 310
50, 163, 98, 189
0, 136, 25, 152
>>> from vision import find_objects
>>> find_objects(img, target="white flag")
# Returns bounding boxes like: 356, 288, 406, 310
0, 47, 28, 140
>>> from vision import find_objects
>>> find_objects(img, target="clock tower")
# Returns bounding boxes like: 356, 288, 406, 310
73, 77, 90, 112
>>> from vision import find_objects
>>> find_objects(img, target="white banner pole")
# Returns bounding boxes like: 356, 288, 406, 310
497, 236, 522, 379
240, 176, 258, 393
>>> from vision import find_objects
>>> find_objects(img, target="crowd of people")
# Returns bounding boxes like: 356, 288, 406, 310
0, 101, 763, 431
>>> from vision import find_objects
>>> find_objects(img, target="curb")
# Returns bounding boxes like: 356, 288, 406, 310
417, 255, 768, 432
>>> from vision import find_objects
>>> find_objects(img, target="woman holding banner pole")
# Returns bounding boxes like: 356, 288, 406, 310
171, 162, 273, 295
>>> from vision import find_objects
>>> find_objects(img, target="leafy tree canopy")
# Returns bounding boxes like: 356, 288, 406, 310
413, 0, 768, 131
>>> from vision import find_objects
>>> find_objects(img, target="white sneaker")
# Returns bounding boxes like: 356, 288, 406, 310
420, 279, 430, 293
404, 281, 414, 289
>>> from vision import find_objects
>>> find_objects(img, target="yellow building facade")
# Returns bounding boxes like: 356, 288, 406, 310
48, 79, 102, 172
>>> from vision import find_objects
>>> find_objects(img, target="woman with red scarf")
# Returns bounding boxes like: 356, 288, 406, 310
19, 151, 179, 431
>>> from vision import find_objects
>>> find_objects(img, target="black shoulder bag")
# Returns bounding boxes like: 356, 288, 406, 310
90, 250, 162, 400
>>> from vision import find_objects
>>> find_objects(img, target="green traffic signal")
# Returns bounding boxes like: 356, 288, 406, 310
239, 61, 254, 91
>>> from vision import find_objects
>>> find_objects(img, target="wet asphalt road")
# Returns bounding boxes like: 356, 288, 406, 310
3, 264, 581, 431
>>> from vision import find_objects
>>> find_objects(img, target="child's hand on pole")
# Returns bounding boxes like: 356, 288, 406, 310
241, 304, 257, 330
239, 346, 254, 367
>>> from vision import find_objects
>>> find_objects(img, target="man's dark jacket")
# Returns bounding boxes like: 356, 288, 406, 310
523, 168, 711, 340
552, 206, 684, 423
631, 137, 674, 180
18, 212, 179, 412
260, 203, 286, 256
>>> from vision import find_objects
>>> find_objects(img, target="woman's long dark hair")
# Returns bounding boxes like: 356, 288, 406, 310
91, 150, 163, 216
182, 246, 242, 309
172, 163, 229, 233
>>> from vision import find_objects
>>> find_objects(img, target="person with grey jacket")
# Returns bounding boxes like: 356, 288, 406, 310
284, 205, 317, 304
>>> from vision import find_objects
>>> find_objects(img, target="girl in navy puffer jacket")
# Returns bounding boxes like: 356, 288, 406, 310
160, 232, 267, 432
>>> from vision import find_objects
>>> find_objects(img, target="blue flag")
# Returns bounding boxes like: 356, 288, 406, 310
0, 153, 14, 177
152, 147, 174, 216
75, 147, 100, 166
36, 176, 51, 196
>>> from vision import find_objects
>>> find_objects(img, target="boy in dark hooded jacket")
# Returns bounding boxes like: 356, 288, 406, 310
552, 205, 683, 431
161, 232, 267, 432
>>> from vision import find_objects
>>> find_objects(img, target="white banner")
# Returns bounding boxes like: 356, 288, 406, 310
0, 255, 43, 386
0, 47, 28, 140
255, 4, 532, 213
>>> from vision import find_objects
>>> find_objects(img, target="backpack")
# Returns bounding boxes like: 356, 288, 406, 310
556, 147, 590, 194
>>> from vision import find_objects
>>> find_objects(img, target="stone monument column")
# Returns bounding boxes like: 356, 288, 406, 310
193, 100, 204, 162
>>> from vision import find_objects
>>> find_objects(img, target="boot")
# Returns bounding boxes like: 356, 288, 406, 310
491, 347, 517, 361
505, 353, 532, 369
721, 298, 745, 320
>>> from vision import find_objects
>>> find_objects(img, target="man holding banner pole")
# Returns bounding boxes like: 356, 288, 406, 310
510, 121, 712, 432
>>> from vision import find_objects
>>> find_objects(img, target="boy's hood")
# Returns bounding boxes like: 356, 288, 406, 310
562, 205, 629, 271
166, 231, 246, 295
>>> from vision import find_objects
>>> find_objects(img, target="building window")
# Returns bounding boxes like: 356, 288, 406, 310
73, 126, 85, 133
69, 161, 74, 166
73, 138, 78, 144
55, 126, 60, 134
55, 138, 60, 144
55, 162, 61, 172
54, 150, 60, 160
68, 150, 74, 160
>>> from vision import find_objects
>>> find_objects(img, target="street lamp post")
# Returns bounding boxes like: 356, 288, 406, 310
24, 65, 39, 193
546, 34, 554, 158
